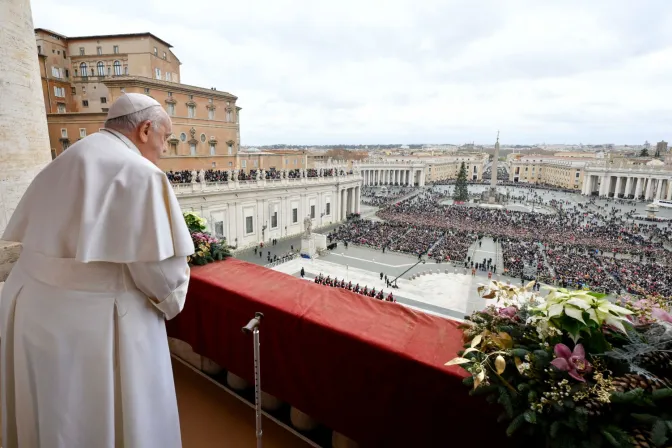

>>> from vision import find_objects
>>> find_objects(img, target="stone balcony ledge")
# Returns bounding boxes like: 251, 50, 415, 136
0, 240, 21, 282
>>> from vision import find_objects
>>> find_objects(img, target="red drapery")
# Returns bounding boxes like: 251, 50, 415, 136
167, 258, 508, 447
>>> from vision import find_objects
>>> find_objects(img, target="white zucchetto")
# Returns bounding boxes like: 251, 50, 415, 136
106, 93, 162, 120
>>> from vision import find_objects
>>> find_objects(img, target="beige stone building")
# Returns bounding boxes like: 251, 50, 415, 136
508, 154, 591, 189
34, 29, 308, 172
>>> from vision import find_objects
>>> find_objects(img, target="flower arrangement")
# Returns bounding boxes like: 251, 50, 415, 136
447, 281, 672, 448
183, 212, 230, 265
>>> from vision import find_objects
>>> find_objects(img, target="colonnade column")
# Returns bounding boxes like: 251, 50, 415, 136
624, 177, 633, 198
645, 179, 653, 201
667, 181, 672, 201
656, 179, 663, 200
614, 177, 622, 198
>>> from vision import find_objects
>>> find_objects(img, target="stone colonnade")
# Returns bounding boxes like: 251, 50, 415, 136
339, 185, 361, 218
582, 173, 672, 201
360, 168, 425, 187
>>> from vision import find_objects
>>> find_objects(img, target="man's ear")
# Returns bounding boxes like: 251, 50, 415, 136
138, 121, 152, 143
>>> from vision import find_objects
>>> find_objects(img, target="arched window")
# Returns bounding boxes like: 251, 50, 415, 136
113, 60, 122, 76
97, 61, 105, 76
80, 62, 88, 78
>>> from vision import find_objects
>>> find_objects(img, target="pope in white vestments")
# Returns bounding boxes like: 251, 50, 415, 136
0, 94, 195, 447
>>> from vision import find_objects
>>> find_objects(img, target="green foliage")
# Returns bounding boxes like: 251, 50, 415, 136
183, 211, 207, 233
453, 162, 469, 202
640, 148, 650, 157
183, 212, 231, 265
447, 283, 672, 448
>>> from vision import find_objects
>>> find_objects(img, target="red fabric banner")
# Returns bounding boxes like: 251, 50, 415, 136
167, 258, 508, 447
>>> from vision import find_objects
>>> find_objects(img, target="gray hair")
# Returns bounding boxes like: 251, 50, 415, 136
104, 105, 168, 133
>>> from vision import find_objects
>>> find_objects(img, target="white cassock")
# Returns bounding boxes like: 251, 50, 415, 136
0, 128, 194, 448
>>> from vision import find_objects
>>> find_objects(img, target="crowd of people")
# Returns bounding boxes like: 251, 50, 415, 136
327, 184, 672, 296
313, 274, 395, 302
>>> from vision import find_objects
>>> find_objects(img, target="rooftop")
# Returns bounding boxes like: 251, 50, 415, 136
34, 28, 173, 48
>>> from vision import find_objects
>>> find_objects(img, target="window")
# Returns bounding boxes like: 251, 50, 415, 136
200, 133, 206, 143
80, 62, 88, 77
214, 221, 224, 238
113, 61, 121, 76
242, 160, 247, 168
189, 95, 193, 100
124, 66, 128, 75
188, 105, 195, 118
165, 72, 171, 82
82, 100, 89, 107
210, 144, 215, 156
51, 66, 60, 78
154, 47, 158, 56
97, 61, 105, 76
226, 110, 232, 122
53, 86, 65, 97
271, 212, 278, 228
245, 216, 254, 234
326, 203, 331, 215
155, 68, 161, 79
180, 132, 186, 142
100, 97, 107, 104
71, 86, 76, 95
79, 47, 85, 55
79, 128, 87, 138
60, 128, 67, 138
63, 51, 66, 58
228, 143, 233, 155
167, 103, 175, 116
119, 87, 124, 93
62, 141, 70, 151
37, 45, 42, 54
292, 208, 298, 223
97, 46, 102, 55
65, 69, 69, 78
310, 205, 316, 219
82, 85, 86, 93
163, 51, 167, 60
113, 45, 119, 54
575, 172, 580, 178
189, 143, 196, 155
228, 162, 233, 166
144, 88, 150, 94
57, 103, 66, 113
208, 109, 214, 120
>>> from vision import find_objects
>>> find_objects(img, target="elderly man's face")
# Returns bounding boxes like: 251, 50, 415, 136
136, 112, 172, 165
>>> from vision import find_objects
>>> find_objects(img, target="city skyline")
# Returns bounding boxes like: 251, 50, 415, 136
31, 0, 672, 145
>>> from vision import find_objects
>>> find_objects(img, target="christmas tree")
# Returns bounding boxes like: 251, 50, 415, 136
453, 162, 469, 202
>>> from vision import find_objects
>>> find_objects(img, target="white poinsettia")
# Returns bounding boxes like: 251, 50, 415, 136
533, 288, 633, 334
477, 280, 544, 308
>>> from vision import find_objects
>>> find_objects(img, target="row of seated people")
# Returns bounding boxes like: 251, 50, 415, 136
314, 274, 395, 302
166, 168, 352, 184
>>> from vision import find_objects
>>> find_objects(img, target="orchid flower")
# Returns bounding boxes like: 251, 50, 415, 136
551, 343, 592, 382
652, 307, 672, 324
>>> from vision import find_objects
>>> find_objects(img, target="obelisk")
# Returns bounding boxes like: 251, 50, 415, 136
488, 131, 500, 203
1, 0, 52, 279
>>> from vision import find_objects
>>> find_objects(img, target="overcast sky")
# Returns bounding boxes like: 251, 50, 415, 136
31, 0, 672, 145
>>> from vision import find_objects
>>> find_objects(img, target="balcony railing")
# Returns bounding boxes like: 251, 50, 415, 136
167, 258, 507, 447
171, 173, 362, 196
